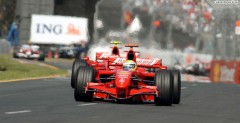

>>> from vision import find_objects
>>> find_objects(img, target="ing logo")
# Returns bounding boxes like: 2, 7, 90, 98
66, 24, 80, 35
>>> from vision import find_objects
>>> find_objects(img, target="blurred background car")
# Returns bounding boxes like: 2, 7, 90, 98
176, 63, 210, 76
58, 45, 76, 58
13, 44, 45, 61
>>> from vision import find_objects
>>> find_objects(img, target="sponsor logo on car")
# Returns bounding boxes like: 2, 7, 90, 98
113, 58, 160, 66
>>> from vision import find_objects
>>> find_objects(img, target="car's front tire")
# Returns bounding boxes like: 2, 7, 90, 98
74, 66, 94, 102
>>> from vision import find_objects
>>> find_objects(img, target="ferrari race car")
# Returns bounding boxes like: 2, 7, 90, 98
73, 44, 181, 106
13, 44, 45, 61
70, 41, 139, 88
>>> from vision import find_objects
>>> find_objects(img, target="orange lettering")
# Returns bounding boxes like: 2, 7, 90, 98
66, 24, 80, 35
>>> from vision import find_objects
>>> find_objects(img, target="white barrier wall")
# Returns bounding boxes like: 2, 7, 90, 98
30, 15, 89, 45
136, 48, 213, 67
0, 39, 11, 54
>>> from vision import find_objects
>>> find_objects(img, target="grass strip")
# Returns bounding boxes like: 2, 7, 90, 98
0, 55, 67, 81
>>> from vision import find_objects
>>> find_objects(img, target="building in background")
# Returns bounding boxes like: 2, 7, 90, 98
15, 0, 54, 45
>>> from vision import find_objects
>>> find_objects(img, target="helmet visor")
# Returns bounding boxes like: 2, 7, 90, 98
123, 64, 135, 70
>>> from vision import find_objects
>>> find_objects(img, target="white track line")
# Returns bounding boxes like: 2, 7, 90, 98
5, 110, 31, 115
78, 103, 97, 106
192, 84, 197, 86
181, 87, 187, 90
0, 93, 22, 98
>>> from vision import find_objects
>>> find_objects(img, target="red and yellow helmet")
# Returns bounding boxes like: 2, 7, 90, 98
123, 60, 137, 71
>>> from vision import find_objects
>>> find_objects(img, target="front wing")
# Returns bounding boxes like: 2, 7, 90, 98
86, 82, 157, 101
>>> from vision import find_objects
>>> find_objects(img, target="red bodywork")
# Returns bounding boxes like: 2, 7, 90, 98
83, 45, 140, 70
82, 44, 168, 102
87, 69, 158, 101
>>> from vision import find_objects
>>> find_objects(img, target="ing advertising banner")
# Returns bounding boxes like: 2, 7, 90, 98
30, 14, 89, 45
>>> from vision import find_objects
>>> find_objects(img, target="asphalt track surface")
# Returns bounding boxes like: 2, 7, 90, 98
1, 61, 240, 123
1, 78, 240, 123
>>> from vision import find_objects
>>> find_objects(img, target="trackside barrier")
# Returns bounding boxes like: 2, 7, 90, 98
0, 39, 11, 54
181, 74, 211, 83
48, 51, 53, 58
54, 52, 59, 59
210, 60, 240, 84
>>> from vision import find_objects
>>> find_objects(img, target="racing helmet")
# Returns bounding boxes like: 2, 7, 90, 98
123, 60, 137, 71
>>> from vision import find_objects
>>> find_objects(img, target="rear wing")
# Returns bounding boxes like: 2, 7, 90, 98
109, 57, 164, 68
96, 52, 140, 60
110, 41, 122, 46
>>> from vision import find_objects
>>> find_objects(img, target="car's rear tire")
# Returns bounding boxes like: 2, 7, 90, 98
38, 51, 45, 61
38, 56, 45, 61
13, 53, 18, 58
193, 64, 200, 75
71, 59, 87, 88
171, 70, 181, 104
74, 66, 94, 102
13, 47, 19, 58
154, 70, 173, 106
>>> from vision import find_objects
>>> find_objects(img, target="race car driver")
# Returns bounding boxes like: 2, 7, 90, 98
123, 60, 137, 71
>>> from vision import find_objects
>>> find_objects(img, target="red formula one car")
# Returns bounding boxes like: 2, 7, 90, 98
74, 44, 181, 106
71, 41, 133, 88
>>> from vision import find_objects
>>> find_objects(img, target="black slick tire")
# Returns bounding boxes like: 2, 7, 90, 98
154, 70, 173, 106
71, 59, 87, 88
74, 66, 94, 102
171, 70, 181, 104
